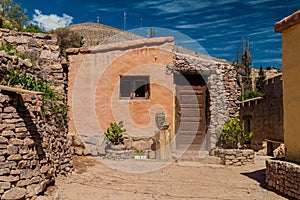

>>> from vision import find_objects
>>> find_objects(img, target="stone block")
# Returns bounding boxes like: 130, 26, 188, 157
0, 161, 16, 169
7, 154, 22, 161
0, 168, 10, 176
2, 131, 14, 137
7, 145, 18, 155
0, 182, 11, 190
17, 179, 31, 187
0, 175, 19, 182
0, 136, 8, 144
2, 187, 26, 200
17, 160, 29, 169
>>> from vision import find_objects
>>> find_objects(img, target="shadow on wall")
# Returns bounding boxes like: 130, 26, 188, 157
5, 91, 46, 161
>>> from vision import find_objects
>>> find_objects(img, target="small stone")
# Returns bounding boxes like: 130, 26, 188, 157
1, 187, 26, 200
9, 139, 23, 145
15, 127, 27, 133
7, 154, 22, 161
40, 165, 49, 174
2, 131, 14, 137
0, 136, 8, 144
16, 179, 31, 187
3, 106, 16, 113
0, 175, 19, 182
0, 161, 16, 169
10, 169, 21, 175
0, 168, 10, 176
0, 182, 11, 190
7, 145, 18, 155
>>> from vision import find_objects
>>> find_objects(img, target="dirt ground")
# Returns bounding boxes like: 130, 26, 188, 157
39, 156, 286, 200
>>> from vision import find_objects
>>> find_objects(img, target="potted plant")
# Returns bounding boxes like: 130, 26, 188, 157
215, 118, 254, 166
104, 121, 126, 149
218, 118, 253, 149
134, 150, 147, 159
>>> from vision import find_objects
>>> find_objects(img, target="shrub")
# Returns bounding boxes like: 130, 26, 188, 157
104, 121, 126, 145
238, 90, 264, 101
218, 118, 253, 149
49, 28, 83, 56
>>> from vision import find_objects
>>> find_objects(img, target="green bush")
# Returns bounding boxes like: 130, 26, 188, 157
21, 24, 43, 33
238, 90, 264, 101
49, 28, 83, 56
104, 121, 126, 145
219, 118, 253, 149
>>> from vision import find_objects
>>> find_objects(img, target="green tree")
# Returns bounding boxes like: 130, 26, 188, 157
0, 0, 28, 29
49, 28, 83, 56
256, 65, 266, 94
233, 37, 252, 92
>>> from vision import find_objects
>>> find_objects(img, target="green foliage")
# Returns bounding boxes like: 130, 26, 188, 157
0, 0, 28, 29
0, 42, 15, 55
256, 65, 266, 94
134, 149, 145, 156
49, 28, 83, 56
219, 118, 253, 149
21, 24, 43, 33
4, 69, 57, 101
0, 42, 28, 60
104, 121, 126, 145
238, 90, 264, 101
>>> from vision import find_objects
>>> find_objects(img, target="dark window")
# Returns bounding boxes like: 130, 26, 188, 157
120, 76, 150, 99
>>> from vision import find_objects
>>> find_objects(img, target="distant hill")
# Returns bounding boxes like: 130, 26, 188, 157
67, 22, 143, 46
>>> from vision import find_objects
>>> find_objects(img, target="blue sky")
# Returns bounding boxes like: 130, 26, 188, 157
15, 0, 300, 68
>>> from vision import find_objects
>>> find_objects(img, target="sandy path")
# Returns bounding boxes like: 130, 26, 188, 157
41, 156, 286, 200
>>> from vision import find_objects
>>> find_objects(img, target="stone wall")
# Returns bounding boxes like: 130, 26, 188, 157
214, 149, 255, 166
0, 88, 72, 199
0, 28, 67, 96
0, 29, 72, 198
239, 74, 283, 153
266, 159, 300, 199
173, 51, 240, 152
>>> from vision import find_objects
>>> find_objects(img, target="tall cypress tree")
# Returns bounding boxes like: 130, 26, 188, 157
256, 65, 266, 94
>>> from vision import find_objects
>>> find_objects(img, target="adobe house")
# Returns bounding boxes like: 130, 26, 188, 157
275, 10, 300, 162
66, 36, 240, 157
265, 10, 300, 199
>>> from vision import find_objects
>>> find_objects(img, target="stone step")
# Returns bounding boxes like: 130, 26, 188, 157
174, 150, 221, 164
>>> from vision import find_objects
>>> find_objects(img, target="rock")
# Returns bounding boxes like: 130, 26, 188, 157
2, 187, 26, 200
7, 154, 22, 161
23, 58, 32, 67
0, 182, 11, 190
0, 168, 10, 176
0, 136, 8, 144
273, 143, 285, 158
40, 50, 59, 60
7, 145, 18, 155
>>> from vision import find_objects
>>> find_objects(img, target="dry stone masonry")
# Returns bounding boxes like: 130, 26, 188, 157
0, 89, 72, 199
173, 49, 240, 151
266, 159, 300, 199
0, 28, 72, 199
214, 149, 255, 166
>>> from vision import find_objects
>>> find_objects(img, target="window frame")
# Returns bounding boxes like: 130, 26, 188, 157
119, 75, 150, 100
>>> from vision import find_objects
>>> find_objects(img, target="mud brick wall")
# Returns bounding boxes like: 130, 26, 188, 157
240, 74, 283, 152
266, 159, 300, 199
214, 149, 255, 166
0, 89, 72, 199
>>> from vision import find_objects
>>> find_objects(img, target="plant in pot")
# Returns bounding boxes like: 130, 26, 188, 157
134, 149, 147, 159
155, 111, 169, 130
104, 121, 126, 150
218, 118, 253, 149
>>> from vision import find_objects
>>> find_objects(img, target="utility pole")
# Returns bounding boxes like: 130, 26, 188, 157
123, 10, 126, 30
0, 5, 3, 28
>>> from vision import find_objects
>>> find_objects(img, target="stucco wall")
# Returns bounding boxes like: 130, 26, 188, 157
282, 24, 300, 162
67, 37, 174, 155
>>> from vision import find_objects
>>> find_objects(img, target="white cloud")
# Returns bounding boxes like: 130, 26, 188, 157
32, 9, 73, 31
